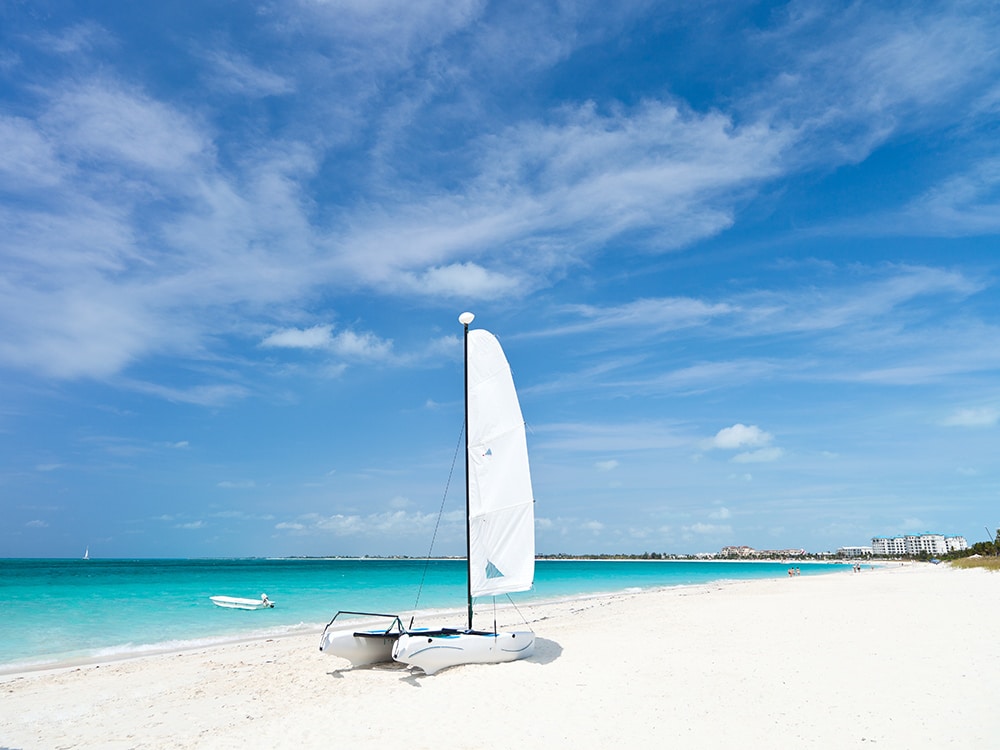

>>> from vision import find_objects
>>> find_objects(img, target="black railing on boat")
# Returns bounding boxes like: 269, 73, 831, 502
320, 610, 506, 644
320, 611, 406, 640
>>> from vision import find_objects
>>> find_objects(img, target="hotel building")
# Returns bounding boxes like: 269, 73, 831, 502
871, 534, 968, 557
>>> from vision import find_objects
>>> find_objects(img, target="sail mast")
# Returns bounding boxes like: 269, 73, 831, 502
459, 311, 475, 630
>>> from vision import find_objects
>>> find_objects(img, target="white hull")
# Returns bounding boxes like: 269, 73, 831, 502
210, 595, 274, 610
392, 630, 534, 675
319, 628, 399, 666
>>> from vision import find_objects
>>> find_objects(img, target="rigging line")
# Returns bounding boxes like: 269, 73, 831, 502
505, 593, 535, 633
411, 419, 466, 620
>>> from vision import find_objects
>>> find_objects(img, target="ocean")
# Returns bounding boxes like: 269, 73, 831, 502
0, 557, 846, 671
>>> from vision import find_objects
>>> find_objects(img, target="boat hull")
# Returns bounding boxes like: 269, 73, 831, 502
209, 596, 274, 610
392, 630, 534, 675
319, 628, 400, 666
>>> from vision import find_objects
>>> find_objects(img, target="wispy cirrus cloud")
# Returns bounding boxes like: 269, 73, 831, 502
261, 324, 394, 361
942, 407, 1000, 427
1, 0, 997, 405
278, 509, 465, 538
200, 49, 295, 97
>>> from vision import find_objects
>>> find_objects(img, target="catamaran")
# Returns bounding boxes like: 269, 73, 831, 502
319, 312, 536, 674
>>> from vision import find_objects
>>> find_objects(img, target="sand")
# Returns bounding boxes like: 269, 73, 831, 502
2, 563, 997, 749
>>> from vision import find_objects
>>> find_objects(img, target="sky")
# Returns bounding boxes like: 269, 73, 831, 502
2, 0, 999, 559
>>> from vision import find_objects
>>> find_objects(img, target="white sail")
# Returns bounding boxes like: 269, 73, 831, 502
466, 329, 535, 598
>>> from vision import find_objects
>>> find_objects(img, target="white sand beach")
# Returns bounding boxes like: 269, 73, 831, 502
2, 563, 997, 749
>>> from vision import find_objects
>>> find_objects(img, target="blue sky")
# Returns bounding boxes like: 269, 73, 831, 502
2, 1, 999, 558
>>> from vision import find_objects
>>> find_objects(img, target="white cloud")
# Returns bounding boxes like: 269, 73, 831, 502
260, 325, 393, 361
556, 297, 735, 335
277, 509, 465, 538
712, 423, 773, 450
262, 325, 334, 349
26, 519, 49, 528
0, 115, 65, 188
898, 158, 1000, 235
330, 330, 393, 360
686, 522, 731, 535
34, 22, 111, 55
709, 507, 731, 520
45, 80, 210, 172
709, 424, 783, 463
122, 381, 250, 408
212, 511, 275, 521
595, 459, 619, 472
202, 50, 295, 97
538, 421, 686, 453
733, 447, 784, 463
405, 263, 526, 299
942, 407, 999, 427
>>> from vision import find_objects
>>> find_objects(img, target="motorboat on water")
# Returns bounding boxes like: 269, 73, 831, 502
210, 593, 274, 610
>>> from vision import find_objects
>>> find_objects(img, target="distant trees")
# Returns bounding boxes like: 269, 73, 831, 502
940, 528, 999, 560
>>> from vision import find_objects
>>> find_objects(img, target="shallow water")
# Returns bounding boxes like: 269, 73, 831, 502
0, 557, 844, 670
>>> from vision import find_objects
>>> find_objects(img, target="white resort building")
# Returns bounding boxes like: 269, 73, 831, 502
871, 534, 968, 557
837, 545, 873, 557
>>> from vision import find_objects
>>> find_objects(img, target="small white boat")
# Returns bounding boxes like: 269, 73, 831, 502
210, 593, 274, 610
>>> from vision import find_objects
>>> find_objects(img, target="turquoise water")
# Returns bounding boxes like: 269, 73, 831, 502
0, 558, 846, 670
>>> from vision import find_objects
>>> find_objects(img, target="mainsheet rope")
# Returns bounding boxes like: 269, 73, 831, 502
410, 420, 465, 622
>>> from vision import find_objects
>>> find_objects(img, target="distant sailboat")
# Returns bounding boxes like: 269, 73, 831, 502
83, 547, 89, 560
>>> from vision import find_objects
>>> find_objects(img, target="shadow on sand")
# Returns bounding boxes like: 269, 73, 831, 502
530, 637, 562, 665
326, 661, 410, 679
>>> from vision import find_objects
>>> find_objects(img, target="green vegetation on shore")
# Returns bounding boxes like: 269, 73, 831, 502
940, 529, 1000, 570
948, 556, 1000, 571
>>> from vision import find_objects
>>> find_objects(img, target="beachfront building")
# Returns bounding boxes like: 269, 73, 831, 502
871, 533, 968, 557
872, 536, 907, 556
837, 546, 873, 557
945, 536, 969, 552
719, 546, 806, 559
